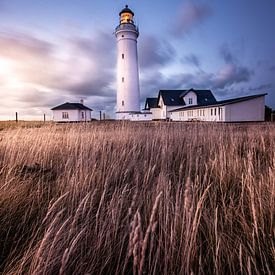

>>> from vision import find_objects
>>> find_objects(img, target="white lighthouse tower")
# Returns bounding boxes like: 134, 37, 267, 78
115, 5, 140, 120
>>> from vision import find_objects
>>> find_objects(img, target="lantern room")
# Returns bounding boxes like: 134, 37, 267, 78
119, 5, 135, 24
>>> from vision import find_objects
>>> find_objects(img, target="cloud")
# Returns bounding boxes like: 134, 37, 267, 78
58, 32, 116, 97
181, 53, 201, 67
212, 44, 254, 89
220, 44, 237, 64
0, 29, 117, 115
248, 83, 272, 92
14, 88, 64, 107
269, 66, 275, 72
0, 31, 53, 60
213, 64, 253, 89
172, 2, 212, 36
138, 41, 255, 104
140, 62, 253, 101
138, 36, 175, 69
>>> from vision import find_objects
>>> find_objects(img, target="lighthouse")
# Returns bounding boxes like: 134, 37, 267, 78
115, 5, 140, 120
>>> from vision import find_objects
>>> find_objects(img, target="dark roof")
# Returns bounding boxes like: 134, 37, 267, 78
170, 93, 267, 112
158, 90, 185, 106
157, 89, 217, 107
51, 102, 93, 111
180, 89, 217, 105
119, 5, 134, 16
144, 98, 158, 110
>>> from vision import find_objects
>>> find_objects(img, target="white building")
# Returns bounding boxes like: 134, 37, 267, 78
143, 89, 267, 122
115, 5, 140, 120
51, 101, 92, 122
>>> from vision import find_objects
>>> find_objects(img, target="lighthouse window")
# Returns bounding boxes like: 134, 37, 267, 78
122, 35, 124, 38
122, 77, 124, 83
122, 100, 124, 106
122, 54, 124, 59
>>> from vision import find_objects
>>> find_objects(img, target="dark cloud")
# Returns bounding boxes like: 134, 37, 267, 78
181, 53, 201, 67
138, 36, 175, 69
57, 31, 116, 96
15, 88, 64, 108
140, 71, 202, 102
212, 44, 254, 89
220, 44, 237, 64
248, 83, 272, 92
141, 63, 253, 101
68, 30, 115, 68
213, 64, 253, 89
140, 45, 254, 102
172, 2, 212, 36
61, 76, 115, 97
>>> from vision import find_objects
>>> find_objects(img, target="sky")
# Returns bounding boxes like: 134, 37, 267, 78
0, 0, 274, 120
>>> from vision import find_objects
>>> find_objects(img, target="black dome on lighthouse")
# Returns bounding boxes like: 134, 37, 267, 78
119, 5, 134, 16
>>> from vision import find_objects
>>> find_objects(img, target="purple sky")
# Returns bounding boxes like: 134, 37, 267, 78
0, 0, 274, 120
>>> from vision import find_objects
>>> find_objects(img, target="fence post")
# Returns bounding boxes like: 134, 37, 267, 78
15, 112, 18, 123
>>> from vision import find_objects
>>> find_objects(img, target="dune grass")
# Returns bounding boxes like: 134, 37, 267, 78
0, 122, 274, 274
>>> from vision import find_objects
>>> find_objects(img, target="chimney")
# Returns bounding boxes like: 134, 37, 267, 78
80, 99, 84, 105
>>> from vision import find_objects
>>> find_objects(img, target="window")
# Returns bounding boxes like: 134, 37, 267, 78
188, 98, 193, 105
202, 110, 205, 116
122, 100, 124, 106
214, 108, 217, 116
122, 77, 124, 83
187, 110, 193, 117
62, 112, 69, 119
122, 54, 125, 59
81, 112, 85, 119
211, 109, 213, 116
122, 35, 124, 38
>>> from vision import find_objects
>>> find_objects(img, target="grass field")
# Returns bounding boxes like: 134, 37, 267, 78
0, 122, 274, 274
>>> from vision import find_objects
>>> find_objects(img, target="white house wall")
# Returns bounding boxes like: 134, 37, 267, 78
183, 91, 197, 106
151, 108, 161, 120
78, 110, 92, 121
167, 106, 186, 119
130, 113, 153, 121
53, 110, 91, 122
224, 96, 265, 122
170, 106, 225, 122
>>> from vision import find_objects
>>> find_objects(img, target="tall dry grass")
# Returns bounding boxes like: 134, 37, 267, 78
0, 122, 274, 274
